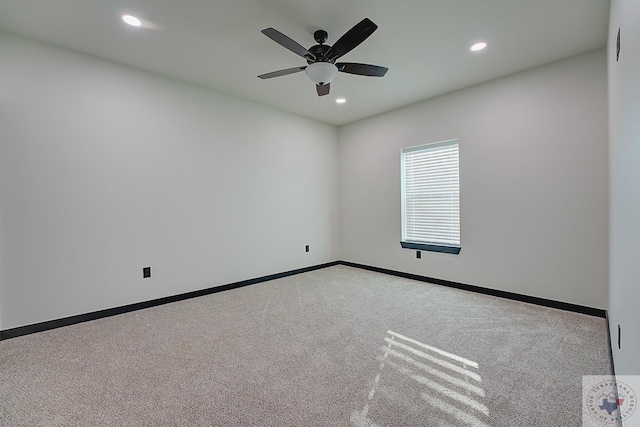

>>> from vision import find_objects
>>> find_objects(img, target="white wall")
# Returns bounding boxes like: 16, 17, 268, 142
339, 49, 609, 309
608, 0, 640, 375
0, 32, 340, 330
0, 30, 612, 333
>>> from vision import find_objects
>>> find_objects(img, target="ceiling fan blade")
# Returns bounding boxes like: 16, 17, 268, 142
261, 28, 316, 61
258, 66, 307, 79
325, 18, 378, 62
336, 62, 388, 77
316, 83, 330, 96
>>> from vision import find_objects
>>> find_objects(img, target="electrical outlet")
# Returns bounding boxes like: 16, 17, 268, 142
143, 267, 151, 278
305, 245, 309, 253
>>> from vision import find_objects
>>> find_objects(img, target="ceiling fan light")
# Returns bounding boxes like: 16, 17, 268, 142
305, 62, 338, 85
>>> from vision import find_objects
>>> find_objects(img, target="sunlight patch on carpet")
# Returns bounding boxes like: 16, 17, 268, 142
351, 330, 490, 427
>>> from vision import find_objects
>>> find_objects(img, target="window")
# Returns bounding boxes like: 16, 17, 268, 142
401, 139, 460, 254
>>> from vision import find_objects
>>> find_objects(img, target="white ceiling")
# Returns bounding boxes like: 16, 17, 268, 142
0, 0, 610, 126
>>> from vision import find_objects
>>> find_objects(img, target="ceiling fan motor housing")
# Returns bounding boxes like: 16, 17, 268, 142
307, 44, 331, 64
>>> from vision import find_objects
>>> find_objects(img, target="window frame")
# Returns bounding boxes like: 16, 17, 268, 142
400, 138, 461, 255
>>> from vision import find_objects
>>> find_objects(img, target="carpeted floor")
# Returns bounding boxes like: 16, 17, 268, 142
0, 265, 612, 426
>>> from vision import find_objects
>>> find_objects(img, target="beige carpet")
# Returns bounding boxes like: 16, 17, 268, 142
0, 265, 612, 426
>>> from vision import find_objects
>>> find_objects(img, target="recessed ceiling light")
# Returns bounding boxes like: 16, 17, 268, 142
470, 42, 487, 52
122, 15, 142, 27
336, 98, 346, 104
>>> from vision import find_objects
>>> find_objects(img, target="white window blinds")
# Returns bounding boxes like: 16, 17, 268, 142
401, 139, 460, 247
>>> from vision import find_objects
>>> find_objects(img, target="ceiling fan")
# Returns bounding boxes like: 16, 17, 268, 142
258, 18, 388, 96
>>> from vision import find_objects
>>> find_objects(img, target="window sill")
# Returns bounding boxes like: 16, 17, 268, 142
400, 241, 461, 255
